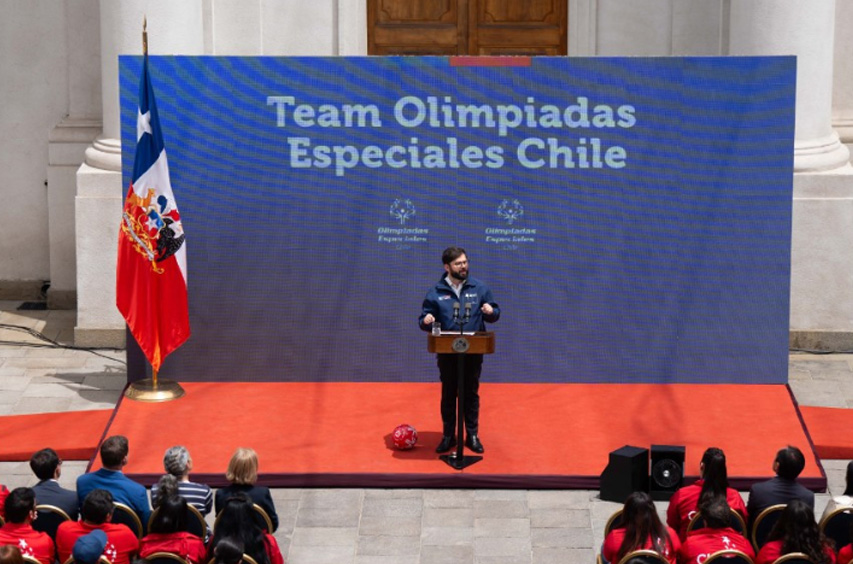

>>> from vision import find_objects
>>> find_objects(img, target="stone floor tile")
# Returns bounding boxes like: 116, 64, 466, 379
531, 526, 594, 549
11, 397, 72, 413
356, 534, 421, 556
358, 514, 422, 536
290, 526, 359, 547
295, 503, 362, 528
420, 544, 474, 564
421, 526, 474, 546
286, 544, 354, 564
354, 556, 419, 564
533, 547, 595, 563
473, 536, 531, 557
423, 489, 474, 508
528, 489, 594, 509
361, 496, 423, 517
422, 507, 474, 528
474, 517, 530, 538
474, 499, 529, 519
530, 508, 590, 529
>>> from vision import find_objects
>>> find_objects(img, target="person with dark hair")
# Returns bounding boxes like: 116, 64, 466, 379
821, 460, 853, 521
755, 499, 835, 564
211, 538, 244, 564
150, 446, 213, 518
76, 435, 151, 527
678, 498, 755, 564
30, 447, 79, 521
139, 494, 206, 564
56, 489, 140, 564
601, 491, 680, 564
0, 545, 24, 564
666, 447, 747, 540
0, 487, 55, 564
208, 494, 283, 564
747, 446, 815, 531
419, 246, 500, 454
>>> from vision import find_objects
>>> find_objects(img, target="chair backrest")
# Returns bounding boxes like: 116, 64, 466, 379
62, 556, 113, 564
687, 508, 748, 535
147, 504, 207, 539
142, 552, 190, 564
112, 502, 144, 538
819, 506, 853, 553
213, 504, 272, 534
751, 504, 787, 551
22, 556, 43, 564
205, 554, 260, 564
771, 553, 816, 564
604, 509, 625, 536
33, 504, 71, 540
616, 549, 670, 564
704, 549, 755, 564
251, 504, 273, 533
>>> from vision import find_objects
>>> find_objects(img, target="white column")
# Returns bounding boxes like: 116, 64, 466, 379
47, 0, 101, 309
75, 0, 203, 346
729, 0, 849, 172
832, 0, 853, 150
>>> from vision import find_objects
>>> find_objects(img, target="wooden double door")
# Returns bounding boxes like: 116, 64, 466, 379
368, 0, 567, 56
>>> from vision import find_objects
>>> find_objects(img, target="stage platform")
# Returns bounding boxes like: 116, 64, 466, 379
80, 382, 825, 491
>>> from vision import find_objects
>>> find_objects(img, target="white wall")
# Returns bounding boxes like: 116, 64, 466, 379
0, 1, 70, 295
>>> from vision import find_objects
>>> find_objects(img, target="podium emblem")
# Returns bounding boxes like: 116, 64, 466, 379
451, 337, 470, 353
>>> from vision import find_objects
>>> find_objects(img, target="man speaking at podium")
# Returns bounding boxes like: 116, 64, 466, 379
419, 246, 500, 455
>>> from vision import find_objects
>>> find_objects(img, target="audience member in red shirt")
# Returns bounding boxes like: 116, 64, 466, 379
140, 484, 206, 564
0, 488, 55, 564
678, 498, 754, 564
208, 493, 284, 564
56, 489, 140, 564
0, 485, 9, 521
838, 543, 852, 564
601, 491, 680, 564
755, 500, 835, 564
666, 447, 748, 540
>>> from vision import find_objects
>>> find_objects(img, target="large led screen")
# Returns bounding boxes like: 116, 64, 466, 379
120, 56, 795, 384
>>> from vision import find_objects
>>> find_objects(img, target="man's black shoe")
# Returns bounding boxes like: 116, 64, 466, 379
436, 436, 457, 453
466, 435, 484, 453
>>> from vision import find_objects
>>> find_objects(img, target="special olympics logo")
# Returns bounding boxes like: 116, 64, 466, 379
390, 198, 416, 225
497, 199, 523, 224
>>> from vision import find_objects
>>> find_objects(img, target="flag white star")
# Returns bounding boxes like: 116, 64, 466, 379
137, 108, 152, 141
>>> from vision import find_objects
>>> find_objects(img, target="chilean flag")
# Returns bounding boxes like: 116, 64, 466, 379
117, 56, 190, 373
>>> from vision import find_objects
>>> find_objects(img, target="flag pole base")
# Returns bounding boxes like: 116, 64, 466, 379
124, 378, 185, 402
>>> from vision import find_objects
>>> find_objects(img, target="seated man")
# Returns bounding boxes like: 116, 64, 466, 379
30, 447, 79, 521
678, 498, 755, 564
0, 487, 56, 564
76, 435, 151, 527
56, 489, 140, 564
746, 445, 815, 531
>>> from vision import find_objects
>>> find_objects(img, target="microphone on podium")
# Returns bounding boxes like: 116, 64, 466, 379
453, 301, 460, 323
463, 302, 472, 322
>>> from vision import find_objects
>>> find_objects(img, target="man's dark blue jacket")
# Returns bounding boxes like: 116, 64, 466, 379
419, 275, 500, 332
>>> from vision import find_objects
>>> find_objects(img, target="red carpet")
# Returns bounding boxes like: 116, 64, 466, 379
0, 409, 112, 461
76, 382, 825, 490
800, 406, 853, 459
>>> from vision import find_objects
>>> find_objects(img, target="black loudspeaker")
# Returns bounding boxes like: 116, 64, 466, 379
649, 444, 685, 501
600, 445, 649, 503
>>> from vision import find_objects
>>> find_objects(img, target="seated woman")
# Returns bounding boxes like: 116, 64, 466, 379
151, 446, 214, 519
208, 494, 284, 564
211, 538, 244, 564
139, 479, 207, 564
822, 460, 853, 521
601, 491, 680, 564
755, 499, 836, 564
666, 447, 747, 541
214, 448, 278, 532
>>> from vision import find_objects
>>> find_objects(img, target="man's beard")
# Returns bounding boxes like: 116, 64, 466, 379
450, 269, 468, 281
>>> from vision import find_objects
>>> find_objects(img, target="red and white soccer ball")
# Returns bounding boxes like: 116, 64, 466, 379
392, 424, 418, 450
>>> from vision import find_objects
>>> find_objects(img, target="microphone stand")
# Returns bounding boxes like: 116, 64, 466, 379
441, 303, 482, 470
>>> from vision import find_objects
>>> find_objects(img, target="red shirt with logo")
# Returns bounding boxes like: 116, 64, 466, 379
755, 539, 836, 564
56, 521, 140, 564
602, 526, 681, 564
0, 522, 55, 564
678, 527, 755, 564
666, 480, 748, 540
140, 532, 207, 564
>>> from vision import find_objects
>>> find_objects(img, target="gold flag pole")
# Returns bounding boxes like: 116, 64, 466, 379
124, 16, 185, 403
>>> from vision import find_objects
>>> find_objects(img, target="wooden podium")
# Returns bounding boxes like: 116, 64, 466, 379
427, 331, 495, 470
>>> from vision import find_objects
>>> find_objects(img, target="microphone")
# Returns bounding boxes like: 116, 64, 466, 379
463, 302, 472, 322
452, 302, 460, 322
